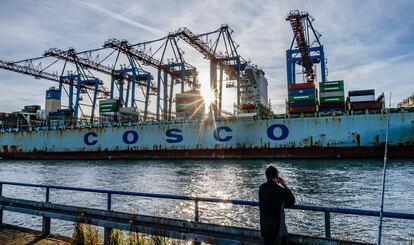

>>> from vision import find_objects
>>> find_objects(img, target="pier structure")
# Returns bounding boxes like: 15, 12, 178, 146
0, 181, 413, 244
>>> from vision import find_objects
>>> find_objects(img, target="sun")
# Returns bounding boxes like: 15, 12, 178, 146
200, 85, 215, 107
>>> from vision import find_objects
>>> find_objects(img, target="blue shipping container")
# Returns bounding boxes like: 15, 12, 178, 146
288, 88, 315, 96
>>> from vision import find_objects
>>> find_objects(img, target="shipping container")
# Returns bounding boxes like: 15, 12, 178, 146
349, 95, 375, 102
350, 101, 383, 110
319, 91, 345, 98
288, 94, 316, 102
288, 105, 316, 113
319, 80, 344, 87
288, 83, 315, 90
287, 100, 316, 106
320, 85, 344, 92
288, 88, 316, 96
319, 102, 345, 108
320, 96, 345, 103
23, 105, 41, 113
99, 99, 120, 113
348, 89, 375, 96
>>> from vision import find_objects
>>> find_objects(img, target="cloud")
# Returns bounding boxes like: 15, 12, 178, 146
0, 0, 413, 113
74, 1, 165, 36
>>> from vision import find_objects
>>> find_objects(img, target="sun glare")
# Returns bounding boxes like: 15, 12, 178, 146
200, 86, 215, 107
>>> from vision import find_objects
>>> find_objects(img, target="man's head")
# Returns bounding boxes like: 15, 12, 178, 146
265, 164, 279, 180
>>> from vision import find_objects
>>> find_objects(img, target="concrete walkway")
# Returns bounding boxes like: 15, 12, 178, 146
0, 224, 69, 245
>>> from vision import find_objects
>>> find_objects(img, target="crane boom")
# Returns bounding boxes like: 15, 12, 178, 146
44, 48, 115, 76
0, 59, 60, 82
175, 27, 222, 61
0, 59, 108, 94
286, 10, 316, 82
104, 38, 193, 78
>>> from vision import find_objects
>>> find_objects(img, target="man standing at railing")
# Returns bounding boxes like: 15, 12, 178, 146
259, 165, 295, 245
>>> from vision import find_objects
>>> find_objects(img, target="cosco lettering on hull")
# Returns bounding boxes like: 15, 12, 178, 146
83, 124, 289, 146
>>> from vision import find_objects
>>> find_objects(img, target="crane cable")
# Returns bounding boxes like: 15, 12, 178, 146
377, 92, 392, 245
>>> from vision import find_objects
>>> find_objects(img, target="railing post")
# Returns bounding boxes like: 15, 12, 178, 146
192, 199, 201, 245
42, 187, 51, 237
324, 211, 331, 238
194, 200, 199, 222
0, 183, 3, 225
104, 193, 112, 245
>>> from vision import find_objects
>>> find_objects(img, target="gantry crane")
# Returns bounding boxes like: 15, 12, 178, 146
44, 48, 155, 120
104, 35, 197, 121
0, 56, 108, 122
286, 10, 326, 84
175, 25, 246, 117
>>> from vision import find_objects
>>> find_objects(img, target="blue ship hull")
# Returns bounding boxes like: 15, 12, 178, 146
1, 112, 414, 159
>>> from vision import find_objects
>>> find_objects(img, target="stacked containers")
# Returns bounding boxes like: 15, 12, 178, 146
287, 83, 317, 113
176, 92, 205, 120
348, 89, 382, 110
319, 80, 345, 112
0, 112, 17, 129
99, 99, 120, 123
49, 109, 74, 126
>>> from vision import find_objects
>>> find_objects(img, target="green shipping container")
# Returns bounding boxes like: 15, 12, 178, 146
319, 85, 344, 92
319, 80, 344, 88
320, 96, 345, 103
288, 94, 316, 102
99, 103, 118, 113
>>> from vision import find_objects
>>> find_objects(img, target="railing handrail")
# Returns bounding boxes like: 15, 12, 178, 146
1, 181, 413, 220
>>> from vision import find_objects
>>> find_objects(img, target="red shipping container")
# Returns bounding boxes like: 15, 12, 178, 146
350, 101, 383, 110
289, 105, 316, 113
319, 102, 345, 108
288, 83, 315, 90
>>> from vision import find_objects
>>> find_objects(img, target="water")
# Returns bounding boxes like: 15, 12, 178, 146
0, 159, 413, 244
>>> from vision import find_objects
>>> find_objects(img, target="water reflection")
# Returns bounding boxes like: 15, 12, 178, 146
0, 159, 413, 243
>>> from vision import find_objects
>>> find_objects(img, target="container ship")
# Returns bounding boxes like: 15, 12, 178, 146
0, 10, 413, 159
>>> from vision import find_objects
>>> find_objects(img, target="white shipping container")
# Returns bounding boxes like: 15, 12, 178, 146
349, 95, 375, 102
119, 107, 139, 115
320, 91, 344, 98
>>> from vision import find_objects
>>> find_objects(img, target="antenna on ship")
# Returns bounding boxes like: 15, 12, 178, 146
377, 92, 392, 245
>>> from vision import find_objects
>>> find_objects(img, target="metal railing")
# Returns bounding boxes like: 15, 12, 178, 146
0, 181, 413, 243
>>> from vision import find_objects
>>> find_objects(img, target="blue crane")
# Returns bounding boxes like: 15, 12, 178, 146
104, 35, 197, 121
286, 10, 326, 85
0, 56, 107, 123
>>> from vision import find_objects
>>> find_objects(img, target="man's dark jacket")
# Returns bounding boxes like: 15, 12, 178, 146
259, 180, 295, 239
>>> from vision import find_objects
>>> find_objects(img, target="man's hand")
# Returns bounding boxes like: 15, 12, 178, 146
277, 176, 288, 189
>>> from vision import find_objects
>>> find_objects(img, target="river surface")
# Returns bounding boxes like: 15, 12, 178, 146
0, 159, 413, 244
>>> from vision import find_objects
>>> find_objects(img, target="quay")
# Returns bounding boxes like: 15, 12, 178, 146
0, 181, 413, 244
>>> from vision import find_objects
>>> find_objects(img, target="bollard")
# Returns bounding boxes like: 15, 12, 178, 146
324, 211, 331, 238
42, 187, 51, 237
104, 193, 112, 245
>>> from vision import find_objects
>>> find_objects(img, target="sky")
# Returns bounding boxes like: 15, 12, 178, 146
0, 0, 413, 114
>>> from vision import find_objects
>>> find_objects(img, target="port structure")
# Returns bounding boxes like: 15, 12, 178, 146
0, 55, 108, 123
175, 25, 246, 118
0, 25, 249, 123
104, 35, 198, 121
286, 10, 326, 84
45, 47, 155, 121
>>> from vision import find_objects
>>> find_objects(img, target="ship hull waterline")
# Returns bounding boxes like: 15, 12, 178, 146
0, 146, 413, 159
